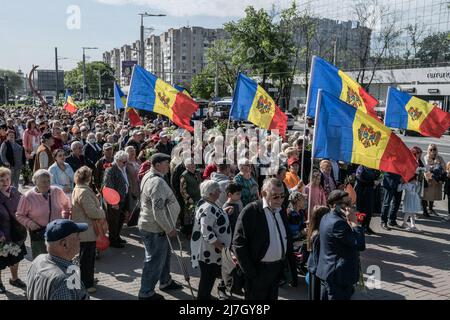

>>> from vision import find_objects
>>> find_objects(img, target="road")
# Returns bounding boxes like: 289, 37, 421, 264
291, 120, 450, 163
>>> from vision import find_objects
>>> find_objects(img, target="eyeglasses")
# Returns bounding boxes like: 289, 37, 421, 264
429, 148, 437, 151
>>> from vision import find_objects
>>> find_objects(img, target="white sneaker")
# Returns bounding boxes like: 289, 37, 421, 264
404, 226, 413, 232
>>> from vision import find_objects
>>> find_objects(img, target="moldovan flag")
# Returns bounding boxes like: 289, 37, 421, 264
64, 90, 78, 113
385, 86, 450, 138
230, 73, 287, 137
127, 108, 143, 127
174, 84, 192, 98
314, 90, 417, 182
114, 82, 127, 110
307, 56, 379, 121
127, 65, 198, 132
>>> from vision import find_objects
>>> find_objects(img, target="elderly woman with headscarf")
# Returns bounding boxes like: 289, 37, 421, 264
16, 169, 71, 258
190, 180, 232, 300
422, 144, 446, 216
103, 150, 130, 248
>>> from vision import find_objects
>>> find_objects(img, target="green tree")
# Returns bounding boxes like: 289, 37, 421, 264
191, 69, 229, 99
64, 61, 116, 98
417, 32, 450, 65
0, 69, 22, 94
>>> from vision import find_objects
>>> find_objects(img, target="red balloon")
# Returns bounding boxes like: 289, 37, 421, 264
102, 187, 120, 206
96, 235, 110, 252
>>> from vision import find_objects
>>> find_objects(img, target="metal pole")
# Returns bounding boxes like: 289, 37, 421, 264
82, 48, 86, 101
214, 61, 219, 97
98, 70, 102, 99
55, 47, 59, 100
307, 89, 322, 222
300, 55, 316, 182
333, 38, 338, 65
140, 15, 145, 67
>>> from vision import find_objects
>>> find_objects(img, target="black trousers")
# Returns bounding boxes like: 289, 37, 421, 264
244, 261, 282, 300
320, 280, 354, 300
80, 241, 96, 288
198, 262, 221, 300
106, 205, 126, 245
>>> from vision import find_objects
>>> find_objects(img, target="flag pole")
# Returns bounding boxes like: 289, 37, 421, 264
121, 66, 136, 150
300, 55, 316, 183
307, 88, 322, 222
227, 71, 241, 131
383, 86, 391, 127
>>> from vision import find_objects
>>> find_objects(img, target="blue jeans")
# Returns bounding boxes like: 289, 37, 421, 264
138, 229, 173, 298
381, 188, 403, 224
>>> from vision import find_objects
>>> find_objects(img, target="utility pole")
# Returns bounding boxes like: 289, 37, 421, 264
139, 12, 166, 67
214, 61, 219, 98
333, 37, 338, 65
55, 47, 59, 100
82, 47, 98, 101
97, 70, 102, 99
4, 76, 8, 106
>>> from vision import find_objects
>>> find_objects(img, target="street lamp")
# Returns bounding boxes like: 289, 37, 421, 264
139, 12, 166, 67
82, 47, 98, 101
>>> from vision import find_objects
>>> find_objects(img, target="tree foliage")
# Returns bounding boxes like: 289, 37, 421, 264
416, 32, 450, 65
0, 69, 23, 94
64, 61, 116, 98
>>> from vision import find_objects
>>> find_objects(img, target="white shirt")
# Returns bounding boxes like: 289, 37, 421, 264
261, 198, 287, 262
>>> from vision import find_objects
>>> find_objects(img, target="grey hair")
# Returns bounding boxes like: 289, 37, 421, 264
87, 132, 96, 140
262, 177, 284, 193
71, 141, 83, 151
237, 158, 251, 171
114, 150, 129, 163
32, 169, 51, 185
200, 180, 220, 198
124, 146, 136, 154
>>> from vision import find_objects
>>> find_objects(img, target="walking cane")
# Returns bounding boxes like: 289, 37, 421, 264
163, 202, 196, 300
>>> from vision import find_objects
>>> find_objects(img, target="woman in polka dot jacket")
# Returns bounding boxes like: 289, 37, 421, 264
190, 180, 232, 300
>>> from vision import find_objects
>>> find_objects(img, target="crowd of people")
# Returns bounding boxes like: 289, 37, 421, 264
0, 105, 449, 300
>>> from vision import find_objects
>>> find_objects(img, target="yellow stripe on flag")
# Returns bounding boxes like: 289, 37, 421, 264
351, 109, 391, 169
338, 70, 368, 114
405, 97, 433, 132
248, 85, 276, 129
153, 79, 176, 119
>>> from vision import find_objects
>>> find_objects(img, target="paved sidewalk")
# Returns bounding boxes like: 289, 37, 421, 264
1, 199, 449, 300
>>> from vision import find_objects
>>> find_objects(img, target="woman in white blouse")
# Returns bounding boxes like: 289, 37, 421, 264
190, 180, 232, 300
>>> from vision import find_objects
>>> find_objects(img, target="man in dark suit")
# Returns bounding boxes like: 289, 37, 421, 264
83, 133, 102, 169
316, 190, 365, 300
233, 178, 296, 300
103, 150, 130, 248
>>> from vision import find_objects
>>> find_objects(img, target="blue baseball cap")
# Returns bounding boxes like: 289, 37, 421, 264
44, 219, 88, 242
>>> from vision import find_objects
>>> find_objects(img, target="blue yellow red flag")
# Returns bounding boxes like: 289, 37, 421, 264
64, 90, 77, 113
384, 86, 450, 138
307, 56, 379, 121
314, 90, 417, 181
127, 65, 198, 132
114, 82, 127, 110
230, 73, 287, 137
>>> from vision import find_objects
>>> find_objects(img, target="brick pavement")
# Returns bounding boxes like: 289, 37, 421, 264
1, 194, 449, 300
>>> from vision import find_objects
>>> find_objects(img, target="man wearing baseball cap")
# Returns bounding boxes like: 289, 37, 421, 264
27, 219, 90, 300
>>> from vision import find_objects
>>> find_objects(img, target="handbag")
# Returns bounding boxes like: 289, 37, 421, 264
29, 193, 52, 242
93, 219, 109, 252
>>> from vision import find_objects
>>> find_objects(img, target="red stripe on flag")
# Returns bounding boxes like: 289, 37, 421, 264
127, 108, 143, 127
379, 133, 418, 182
171, 93, 199, 132
268, 106, 288, 137
358, 87, 380, 122
419, 107, 450, 138
64, 103, 77, 114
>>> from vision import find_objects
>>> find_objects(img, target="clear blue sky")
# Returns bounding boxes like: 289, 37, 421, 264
0, 0, 291, 73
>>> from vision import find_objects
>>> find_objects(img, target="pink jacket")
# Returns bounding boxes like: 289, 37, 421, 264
23, 128, 41, 157
303, 184, 327, 219
16, 186, 71, 230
